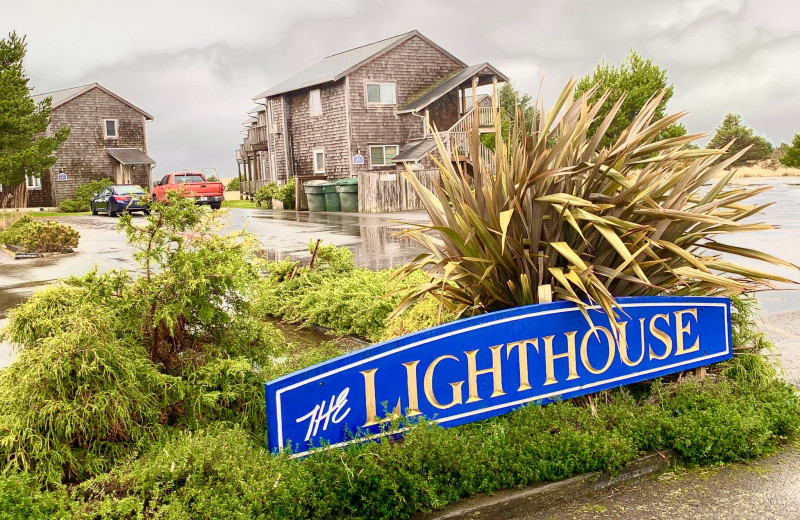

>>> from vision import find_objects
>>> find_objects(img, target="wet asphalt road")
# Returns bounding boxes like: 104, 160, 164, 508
0, 207, 428, 367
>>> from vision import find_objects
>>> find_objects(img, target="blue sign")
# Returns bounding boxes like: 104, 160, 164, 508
57, 172, 67, 181
266, 296, 731, 455
352, 154, 365, 165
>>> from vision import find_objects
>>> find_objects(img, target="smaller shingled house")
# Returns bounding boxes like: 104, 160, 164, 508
237, 30, 507, 203
8, 83, 155, 208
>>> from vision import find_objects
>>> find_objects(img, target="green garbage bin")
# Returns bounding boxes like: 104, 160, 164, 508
336, 178, 359, 212
304, 180, 327, 212
322, 182, 341, 212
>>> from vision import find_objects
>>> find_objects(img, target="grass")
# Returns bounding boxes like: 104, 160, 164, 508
31, 211, 90, 218
222, 199, 258, 209
717, 160, 800, 178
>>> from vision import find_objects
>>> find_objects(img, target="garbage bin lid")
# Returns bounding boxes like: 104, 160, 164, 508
304, 180, 327, 187
320, 181, 337, 187
336, 177, 359, 185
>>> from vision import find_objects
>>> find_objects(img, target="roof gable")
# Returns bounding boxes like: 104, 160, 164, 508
31, 83, 154, 120
398, 62, 508, 114
253, 30, 467, 100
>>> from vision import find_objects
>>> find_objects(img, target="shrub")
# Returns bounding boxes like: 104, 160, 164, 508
254, 242, 429, 341
58, 178, 113, 213
0, 214, 32, 244
0, 216, 78, 253
393, 80, 795, 321
67, 376, 800, 519
225, 177, 240, 192
276, 176, 296, 209
253, 182, 279, 208
780, 133, 800, 168
0, 284, 173, 484
709, 113, 774, 167
0, 472, 70, 519
17, 220, 79, 252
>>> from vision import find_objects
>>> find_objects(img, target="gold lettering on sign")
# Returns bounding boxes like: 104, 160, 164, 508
543, 333, 580, 386
580, 326, 616, 375
674, 309, 700, 355
360, 368, 401, 427
617, 319, 647, 367
402, 360, 422, 417
649, 314, 673, 360
464, 345, 505, 403
424, 355, 464, 409
506, 339, 537, 392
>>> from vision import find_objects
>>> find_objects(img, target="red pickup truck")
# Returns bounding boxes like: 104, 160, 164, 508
151, 172, 225, 209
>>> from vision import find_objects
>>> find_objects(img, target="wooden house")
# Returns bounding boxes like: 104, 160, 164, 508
237, 30, 507, 211
3, 83, 155, 208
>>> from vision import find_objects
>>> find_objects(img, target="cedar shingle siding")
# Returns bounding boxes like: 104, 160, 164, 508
285, 81, 350, 179
20, 85, 152, 208
244, 30, 507, 199
347, 35, 462, 174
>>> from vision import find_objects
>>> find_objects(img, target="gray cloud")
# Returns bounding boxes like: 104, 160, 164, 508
3, 0, 799, 177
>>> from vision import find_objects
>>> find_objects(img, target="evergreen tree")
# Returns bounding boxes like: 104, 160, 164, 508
575, 49, 686, 147
707, 113, 773, 167
779, 133, 800, 168
0, 32, 69, 206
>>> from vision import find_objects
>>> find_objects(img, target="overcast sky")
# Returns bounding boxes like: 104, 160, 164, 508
4, 0, 799, 178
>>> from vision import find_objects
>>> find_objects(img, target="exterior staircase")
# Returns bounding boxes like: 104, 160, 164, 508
439, 106, 497, 173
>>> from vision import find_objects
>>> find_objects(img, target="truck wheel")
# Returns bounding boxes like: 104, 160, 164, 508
211, 203, 221, 210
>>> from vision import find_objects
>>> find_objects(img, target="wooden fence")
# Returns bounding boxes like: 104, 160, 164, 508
358, 169, 440, 213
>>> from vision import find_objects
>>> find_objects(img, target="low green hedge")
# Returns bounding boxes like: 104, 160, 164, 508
254, 241, 432, 341
4, 375, 797, 519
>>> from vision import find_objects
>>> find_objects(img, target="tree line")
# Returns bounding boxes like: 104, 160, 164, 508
489, 49, 800, 169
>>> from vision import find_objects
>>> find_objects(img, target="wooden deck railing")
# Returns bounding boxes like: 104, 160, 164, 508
248, 124, 268, 145
439, 105, 497, 173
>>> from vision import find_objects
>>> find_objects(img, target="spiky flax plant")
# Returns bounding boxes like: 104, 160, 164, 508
392, 78, 796, 324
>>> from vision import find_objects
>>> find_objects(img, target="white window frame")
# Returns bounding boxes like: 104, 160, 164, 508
26, 174, 41, 189
309, 89, 322, 116
312, 148, 325, 174
103, 118, 119, 139
365, 82, 397, 106
369, 145, 400, 167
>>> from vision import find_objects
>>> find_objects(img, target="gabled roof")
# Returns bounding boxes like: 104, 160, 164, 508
31, 83, 154, 120
253, 30, 466, 100
397, 63, 508, 114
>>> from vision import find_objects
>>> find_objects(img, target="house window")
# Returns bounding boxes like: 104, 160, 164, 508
103, 119, 118, 139
365, 82, 396, 105
313, 149, 325, 173
309, 89, 322, 116
26, 174, 41, 189
369, 145, 399, 167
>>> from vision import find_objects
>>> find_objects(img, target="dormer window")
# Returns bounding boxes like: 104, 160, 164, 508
103, 119, 118, 139
366, 82, 396, 105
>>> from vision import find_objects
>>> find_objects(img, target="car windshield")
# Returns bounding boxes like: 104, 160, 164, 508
114, 185, 145, 195
173, 174, 205, 184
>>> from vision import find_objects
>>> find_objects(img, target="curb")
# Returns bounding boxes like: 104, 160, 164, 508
414, 450, 674, 520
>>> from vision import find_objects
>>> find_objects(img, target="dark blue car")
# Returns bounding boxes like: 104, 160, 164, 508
91, 185, 150, 217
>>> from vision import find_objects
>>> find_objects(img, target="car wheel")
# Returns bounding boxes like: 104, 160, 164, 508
108, 205, 117, 217
91, 203, 98, 216
143, 209, 151, 216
